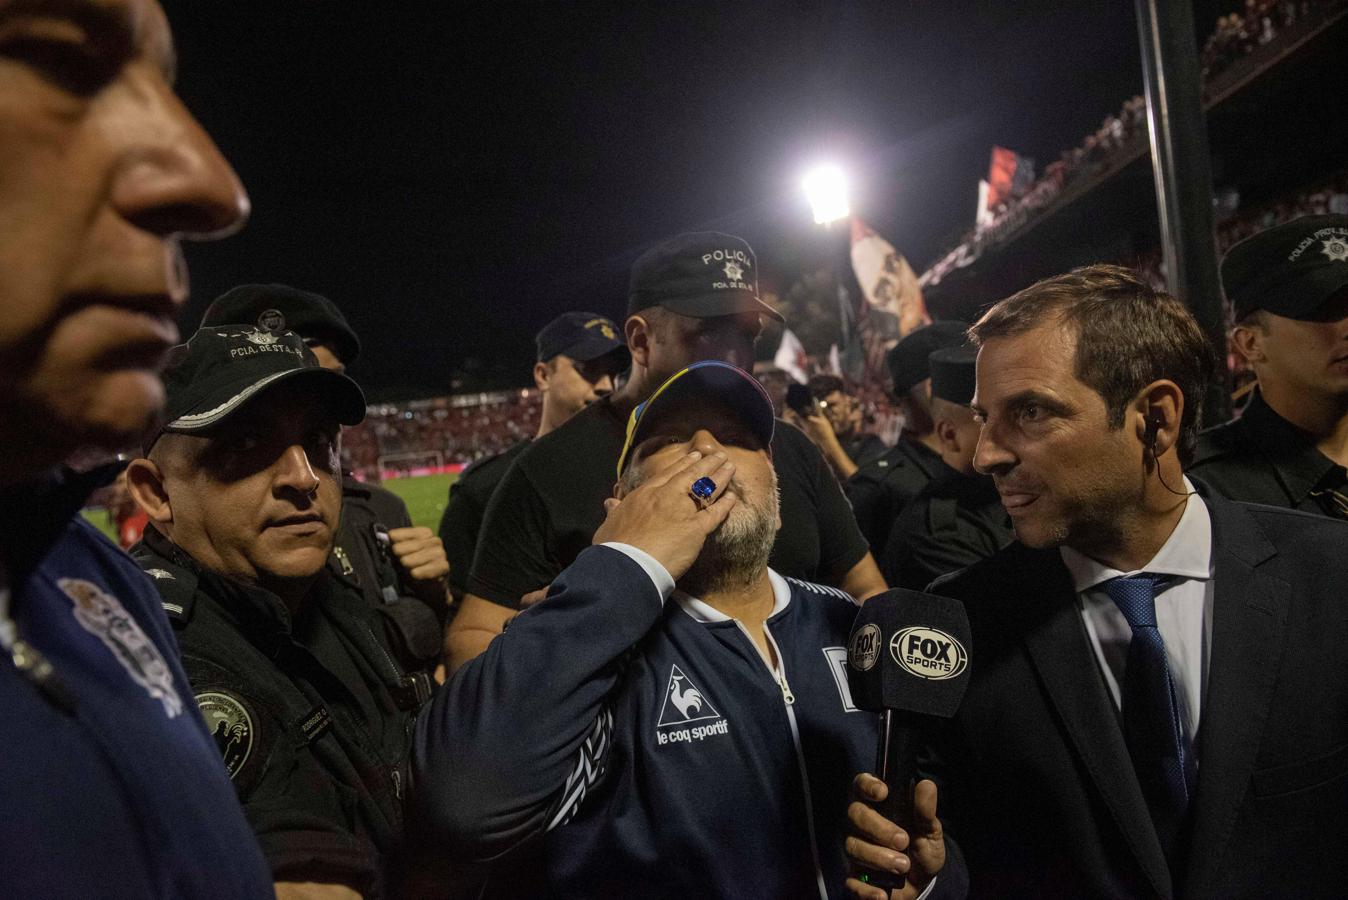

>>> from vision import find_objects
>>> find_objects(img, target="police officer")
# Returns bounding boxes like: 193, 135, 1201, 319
125, 326, 428, 898
1189, 215, 1348, 518
881, 345, 1012, 588
0, 1, 271, 895
449, 232, 885, 672
202, 284, 449, 673
845, 321, 967, 554
438, 311, 629, 604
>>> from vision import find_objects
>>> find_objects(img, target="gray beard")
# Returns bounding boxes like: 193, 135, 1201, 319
678, 480, 779, 598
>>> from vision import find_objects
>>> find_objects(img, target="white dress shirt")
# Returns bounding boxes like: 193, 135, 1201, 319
1059, 479, 1214, 763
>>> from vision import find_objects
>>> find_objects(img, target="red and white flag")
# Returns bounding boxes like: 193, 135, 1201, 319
850, 219, 931, 383
984, 145, 1035, 214
773, 327, 810, 384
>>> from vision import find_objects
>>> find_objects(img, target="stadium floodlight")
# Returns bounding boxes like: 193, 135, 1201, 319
803, 164, 850, 225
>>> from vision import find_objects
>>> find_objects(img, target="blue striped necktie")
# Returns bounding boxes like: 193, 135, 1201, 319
1102, 574, 1196, 863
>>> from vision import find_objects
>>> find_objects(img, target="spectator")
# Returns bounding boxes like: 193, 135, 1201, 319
789, 374, 888, 479
0, 0, 269, 896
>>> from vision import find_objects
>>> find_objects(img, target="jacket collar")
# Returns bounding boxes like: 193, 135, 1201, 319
672, 569, 790, 624
136, 525, 309, 637
1059, 477, 1213, 592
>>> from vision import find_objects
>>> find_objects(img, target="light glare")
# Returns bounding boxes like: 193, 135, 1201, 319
803, 165, 850, 224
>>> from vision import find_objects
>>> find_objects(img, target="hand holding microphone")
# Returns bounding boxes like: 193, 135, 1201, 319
843, 588, 972, 898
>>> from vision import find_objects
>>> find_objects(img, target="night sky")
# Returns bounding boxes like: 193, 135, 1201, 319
162, 2, 1236, 401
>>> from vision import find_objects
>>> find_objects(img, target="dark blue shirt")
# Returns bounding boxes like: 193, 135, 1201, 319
0, 467, 272, 899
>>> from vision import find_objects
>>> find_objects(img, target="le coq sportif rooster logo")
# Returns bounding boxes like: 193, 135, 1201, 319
670, 673, 703, 718
656, 664, 721, 727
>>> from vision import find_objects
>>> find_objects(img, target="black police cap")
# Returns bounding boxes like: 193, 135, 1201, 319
929, 345, 978, 406
202, 284, 362, 364
628, 231, 784, 323
535, 311, 631, 366
885, 321, 969, 395
1221, 215, 1348, 320
147, 325, 366, 451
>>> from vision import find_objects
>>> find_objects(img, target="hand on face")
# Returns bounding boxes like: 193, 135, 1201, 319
593, 450, 739, 583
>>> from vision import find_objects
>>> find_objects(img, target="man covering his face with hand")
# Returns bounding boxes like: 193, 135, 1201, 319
415, 362, 885, 899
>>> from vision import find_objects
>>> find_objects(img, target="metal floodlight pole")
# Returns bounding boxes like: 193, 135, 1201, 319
1134, 0, 1231, 424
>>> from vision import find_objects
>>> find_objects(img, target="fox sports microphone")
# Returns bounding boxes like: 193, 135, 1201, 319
847, 588, 972, 892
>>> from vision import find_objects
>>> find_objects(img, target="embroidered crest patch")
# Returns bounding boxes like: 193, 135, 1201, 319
196, 691, 255, 779
59, 577, 184, 719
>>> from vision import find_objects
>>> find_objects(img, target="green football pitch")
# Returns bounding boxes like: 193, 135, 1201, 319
83, 471, 460, 543
379, 471, 458, 531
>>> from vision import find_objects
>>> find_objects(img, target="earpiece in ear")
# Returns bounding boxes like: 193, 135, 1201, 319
1145, 411, 1164, 448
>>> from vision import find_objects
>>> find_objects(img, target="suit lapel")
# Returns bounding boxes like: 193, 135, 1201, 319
1181, 495, 1285, 898
1014, 548, 1174, 898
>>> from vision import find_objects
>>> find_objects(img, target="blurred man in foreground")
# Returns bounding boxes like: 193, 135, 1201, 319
881, 346, 1010, 588
127, 327, 429, 898
416, 362, 888, 898
846, 322, 966, 555
848, 265, 1348, 899
450, 232, 885, 671
438, 311, 628, 604
1189, 215, 1348, 517
203, 283, 449, 674
0, 0, 271, 894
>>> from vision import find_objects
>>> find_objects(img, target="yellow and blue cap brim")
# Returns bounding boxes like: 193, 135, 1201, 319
616, 361, 775, 479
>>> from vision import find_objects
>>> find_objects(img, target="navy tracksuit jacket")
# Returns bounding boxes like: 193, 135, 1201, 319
414, 544, 877, 898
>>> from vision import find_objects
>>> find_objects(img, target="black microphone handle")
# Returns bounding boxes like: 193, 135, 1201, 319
856, 709, 929, 893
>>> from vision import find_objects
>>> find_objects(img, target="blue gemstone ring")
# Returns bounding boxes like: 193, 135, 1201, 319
690, 476, 717, 508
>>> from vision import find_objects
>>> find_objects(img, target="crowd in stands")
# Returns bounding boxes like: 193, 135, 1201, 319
1202, 0, 1328, 79
1132, 168, 1348, 293
922, 0, 1345, 289
343, 391, 540, 479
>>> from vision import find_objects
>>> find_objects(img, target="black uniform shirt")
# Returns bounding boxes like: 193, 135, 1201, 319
880, 464, 1014, 589
1188, 389, 1348, 519
133, 527, 421, 897
438, 440, 530, 599
467, 396, 870, 609
845, 434, 944, 553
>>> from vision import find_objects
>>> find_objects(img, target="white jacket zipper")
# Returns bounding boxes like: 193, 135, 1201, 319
736, 620, 829, 900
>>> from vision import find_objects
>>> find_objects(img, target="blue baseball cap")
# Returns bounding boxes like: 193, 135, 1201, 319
616, 361, 775, 478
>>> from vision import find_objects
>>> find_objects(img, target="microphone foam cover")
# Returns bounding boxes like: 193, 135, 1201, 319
847, 588, 972, 718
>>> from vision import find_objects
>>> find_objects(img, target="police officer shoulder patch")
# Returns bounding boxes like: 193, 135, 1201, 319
196, 690, 256, 780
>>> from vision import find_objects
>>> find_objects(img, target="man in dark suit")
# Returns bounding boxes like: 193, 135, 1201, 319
846, 265, 1348, 900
